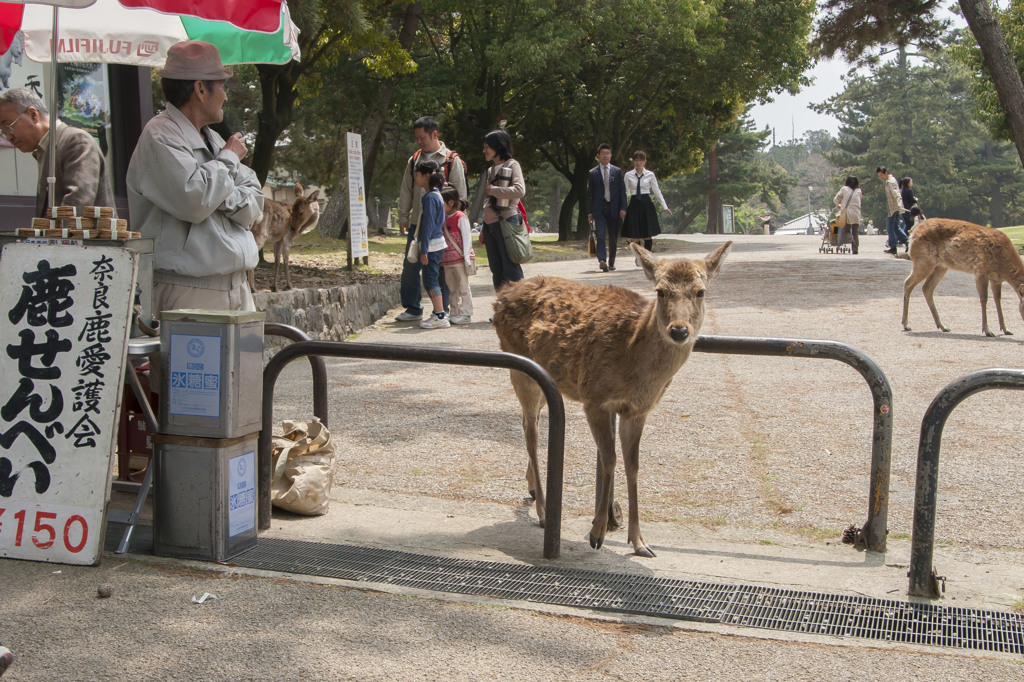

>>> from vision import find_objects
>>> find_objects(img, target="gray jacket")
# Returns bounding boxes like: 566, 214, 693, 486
127, 104, 262, 286
32, 120, 115, 217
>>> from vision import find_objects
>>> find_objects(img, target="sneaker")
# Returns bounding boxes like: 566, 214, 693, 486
884, 248, 897, 254
608, 265, 616, 271
0, 646, 12, 677
450, 315, 472, 325
599, 261, 609, 272
395, 311, 422, 322
420, 313, 450, 329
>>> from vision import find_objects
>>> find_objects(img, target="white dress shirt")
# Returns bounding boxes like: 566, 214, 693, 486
624, 169, 669, 211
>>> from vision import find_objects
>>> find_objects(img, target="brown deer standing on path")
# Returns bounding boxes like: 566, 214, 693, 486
248, 184, 321, 291
902, 218, 1024, 336
492, 241, 732, 557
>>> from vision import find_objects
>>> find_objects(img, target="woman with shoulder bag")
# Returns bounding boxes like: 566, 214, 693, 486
833, 175, 862, 254
479, 129, 526, 291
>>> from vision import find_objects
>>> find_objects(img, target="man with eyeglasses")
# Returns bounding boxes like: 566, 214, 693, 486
0, 87, 115, 217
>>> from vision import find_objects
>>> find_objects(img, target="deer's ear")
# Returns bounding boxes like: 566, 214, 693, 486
308, 190, 320, 202
703, 241, 732, 281
631, 242, 658, 281
1018, 283, 1024, 298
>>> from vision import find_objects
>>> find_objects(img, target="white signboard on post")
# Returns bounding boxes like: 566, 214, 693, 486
0, 243, 137, 565
347, 131, 370, 259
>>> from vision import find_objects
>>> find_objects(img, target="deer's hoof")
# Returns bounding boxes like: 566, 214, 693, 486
633, 545, 656, 558
985, 330, 995, 337
607, 501, 623, 531
528, 489, 536, 501
940, 327, 950, 333
588, 532, 604, 550
902, 325, 911, 332
1005, 330, 1014, 336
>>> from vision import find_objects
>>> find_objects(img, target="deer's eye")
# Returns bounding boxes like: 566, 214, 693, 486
696, 290, 706, 298
656, 289, 665, 298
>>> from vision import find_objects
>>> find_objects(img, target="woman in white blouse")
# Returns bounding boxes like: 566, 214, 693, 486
833, 175, 863, 254
622, 150, 671, 252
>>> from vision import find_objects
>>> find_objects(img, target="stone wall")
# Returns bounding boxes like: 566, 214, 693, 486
253, 282, 400, 348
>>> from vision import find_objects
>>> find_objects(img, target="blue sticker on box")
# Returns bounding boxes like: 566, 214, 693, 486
228, 451, 256, 537
168, 333, 221, 417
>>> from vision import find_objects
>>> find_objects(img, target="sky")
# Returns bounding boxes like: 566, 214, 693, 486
749, 3, 970, 145
748, 58, 851, 144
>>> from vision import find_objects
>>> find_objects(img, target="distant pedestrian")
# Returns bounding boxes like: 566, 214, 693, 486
900, 176, 920, 234
413, 160, 449, 329
833, 175, 863, 254
440, 186, 475, 324
587, 143, 628, 271
622, 150, 672, 253
478, 129, 526, 291
876, 165, 908, 254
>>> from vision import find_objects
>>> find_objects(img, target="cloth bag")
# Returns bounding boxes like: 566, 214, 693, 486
271, 418, 335, 515
406, 234, 420, 263
500, 216, 533, 264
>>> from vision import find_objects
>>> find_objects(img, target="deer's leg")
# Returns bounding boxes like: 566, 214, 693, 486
973, 274, 995, 336
283, 236, 294, 290
921, 266, 949, 332
619, 413, 654, 557
511, 370, 546, 526
991, 280, 1011, 335
583, 402, 617, 551
272, 241, 284, 292
903, 263, 934, 331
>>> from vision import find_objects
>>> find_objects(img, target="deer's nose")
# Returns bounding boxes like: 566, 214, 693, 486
669, 325, 689, 342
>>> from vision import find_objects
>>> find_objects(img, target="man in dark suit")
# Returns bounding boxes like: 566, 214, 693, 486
587, 143, 628, 271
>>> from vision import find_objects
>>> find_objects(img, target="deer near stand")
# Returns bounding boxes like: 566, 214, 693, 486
902, 218, 1024, 337
493, 241, 732, 557
248, 184, 320, 291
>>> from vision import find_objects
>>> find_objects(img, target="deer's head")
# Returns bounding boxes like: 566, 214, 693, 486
292, 189, 321, 233
633, 241, 731, 345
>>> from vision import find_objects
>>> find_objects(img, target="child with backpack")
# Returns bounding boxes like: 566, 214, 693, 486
439, 186, 476, 324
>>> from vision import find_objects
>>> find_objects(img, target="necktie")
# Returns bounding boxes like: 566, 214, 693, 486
603, 165, 610, 202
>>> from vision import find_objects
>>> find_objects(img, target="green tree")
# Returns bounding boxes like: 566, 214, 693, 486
412, 0, 814, 239
816, 0, 1024, 169
817, 47, 1024, 227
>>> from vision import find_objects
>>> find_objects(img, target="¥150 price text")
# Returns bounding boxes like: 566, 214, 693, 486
0, 507, 89, 553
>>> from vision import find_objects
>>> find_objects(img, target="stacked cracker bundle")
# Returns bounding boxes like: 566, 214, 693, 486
19, 205, 139, 239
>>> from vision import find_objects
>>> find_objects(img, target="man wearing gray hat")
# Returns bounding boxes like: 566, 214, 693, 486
127, 40, 264, 313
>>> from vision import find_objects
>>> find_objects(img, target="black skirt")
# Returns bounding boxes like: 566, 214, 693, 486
622, 194, 661, 239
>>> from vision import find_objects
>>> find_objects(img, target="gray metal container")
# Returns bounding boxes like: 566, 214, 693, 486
153, 433, 259, 561
159, 309, 265, 438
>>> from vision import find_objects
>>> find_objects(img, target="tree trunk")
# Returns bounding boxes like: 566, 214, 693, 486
960, 0, 1024, 168
706, 145, 721, 234
898, 45, 912, 167
251, 64, 300, 186
549, 184, 560, 234
319, 2, 423, 241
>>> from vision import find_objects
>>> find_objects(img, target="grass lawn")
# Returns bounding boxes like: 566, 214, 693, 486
997, 225, 1024, 249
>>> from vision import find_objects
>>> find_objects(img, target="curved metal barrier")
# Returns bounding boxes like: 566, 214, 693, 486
264, 322, 329, 426
908, 368, 1024, 598
260, 341, 566, 559
693, 335, 893, 552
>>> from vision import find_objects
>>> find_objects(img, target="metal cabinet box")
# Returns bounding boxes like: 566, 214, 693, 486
153, 433, 258, 562
159, 309, 265, 438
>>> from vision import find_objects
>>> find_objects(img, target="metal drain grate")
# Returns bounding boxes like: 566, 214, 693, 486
106, 524, 1024, 654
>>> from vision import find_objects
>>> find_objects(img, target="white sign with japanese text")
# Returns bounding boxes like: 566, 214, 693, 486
0, 243, 137, 565
347, 132, 370, 259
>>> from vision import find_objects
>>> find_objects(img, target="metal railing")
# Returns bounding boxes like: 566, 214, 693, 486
693, 335, 893, 552
260, 341, 566, 559
264, 323, 329, 426
908, 368, 1024, 598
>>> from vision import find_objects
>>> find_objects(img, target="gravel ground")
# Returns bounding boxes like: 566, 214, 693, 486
271, 233, 1024, 554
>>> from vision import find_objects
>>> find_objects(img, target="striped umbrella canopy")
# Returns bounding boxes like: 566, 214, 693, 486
0, 0, 298, 66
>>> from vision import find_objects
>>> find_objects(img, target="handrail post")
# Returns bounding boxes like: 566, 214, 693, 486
908, 369, 1024, 598
259, 341, 566, 559
264, 322, 329, 426
693, 335, 893, 552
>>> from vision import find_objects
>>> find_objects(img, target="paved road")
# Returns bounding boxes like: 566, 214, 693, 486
3, 233, 1024, 680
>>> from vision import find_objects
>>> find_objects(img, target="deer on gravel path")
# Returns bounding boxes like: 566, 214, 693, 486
248, 184, 321, 292
902, 218, 1024, 336
492, 241, 732, 557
